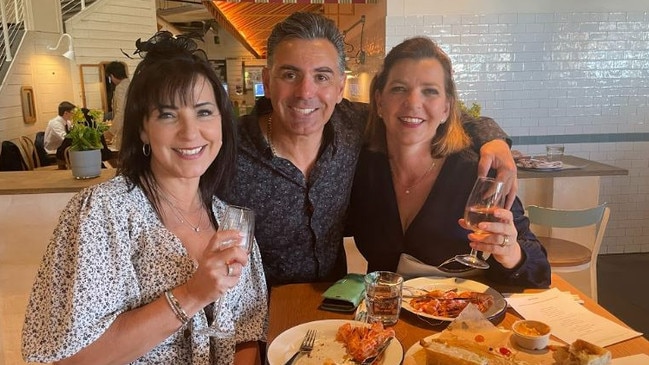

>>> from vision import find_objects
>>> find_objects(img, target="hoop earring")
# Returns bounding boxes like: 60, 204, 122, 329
142, 143, 151, 157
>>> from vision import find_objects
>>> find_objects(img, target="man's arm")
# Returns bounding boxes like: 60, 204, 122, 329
462, 113, 518, 209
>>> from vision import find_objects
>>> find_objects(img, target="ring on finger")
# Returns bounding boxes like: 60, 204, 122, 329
226, 263, 234, 276
500, 235, 510, 247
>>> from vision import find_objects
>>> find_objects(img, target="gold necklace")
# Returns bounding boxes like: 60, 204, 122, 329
159, 192, 205, 233
266, 113, 277, 157
392, 160, 437, 194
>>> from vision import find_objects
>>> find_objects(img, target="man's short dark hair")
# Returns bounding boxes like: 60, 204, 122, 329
105, 61, 128, 79
267, 12, 346, 74
58, 101, 75, 116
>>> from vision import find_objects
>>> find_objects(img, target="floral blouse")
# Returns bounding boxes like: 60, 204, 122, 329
22, 176, 268, 364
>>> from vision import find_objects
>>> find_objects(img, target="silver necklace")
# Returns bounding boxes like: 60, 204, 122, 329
266, 113, 277, 156
392, 160, 437, 194
160, 192, 204, 233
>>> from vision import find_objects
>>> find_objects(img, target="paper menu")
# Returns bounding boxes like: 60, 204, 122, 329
506, 288, 642, 347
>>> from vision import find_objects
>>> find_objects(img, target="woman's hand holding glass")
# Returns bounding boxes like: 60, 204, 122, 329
187, 229, 250, 305
189, 205, 255, 337
458, 207, 523, 269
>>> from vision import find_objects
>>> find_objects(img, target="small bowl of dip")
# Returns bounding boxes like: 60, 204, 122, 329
511, 320, 551, 350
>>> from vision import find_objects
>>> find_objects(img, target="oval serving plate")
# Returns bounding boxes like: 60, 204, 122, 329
267, 319, 404, 365
403, 331, 558, 365
401, 276, 507, 322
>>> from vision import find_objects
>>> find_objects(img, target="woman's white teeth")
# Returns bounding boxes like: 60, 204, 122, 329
400, 117, 423, 125
177, 146, 202, 156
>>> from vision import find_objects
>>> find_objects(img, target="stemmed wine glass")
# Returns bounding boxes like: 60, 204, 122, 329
453, 176, 506, 269
196, 204, 255, 338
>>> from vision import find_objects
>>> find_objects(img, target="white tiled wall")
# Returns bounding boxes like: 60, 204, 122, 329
385, 9, 649, 254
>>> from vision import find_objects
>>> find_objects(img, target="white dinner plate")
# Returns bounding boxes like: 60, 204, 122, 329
404, 331, 557, 365
267, 319, 404, 365
401, 276, 507, 322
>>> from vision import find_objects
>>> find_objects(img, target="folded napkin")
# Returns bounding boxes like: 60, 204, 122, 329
396, 253, 480, 280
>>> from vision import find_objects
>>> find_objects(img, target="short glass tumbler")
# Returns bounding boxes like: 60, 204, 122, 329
364, 271, 403, 326
546, 145, 565, 162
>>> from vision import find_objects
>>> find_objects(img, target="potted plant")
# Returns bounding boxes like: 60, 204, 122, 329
66, 108, 109, 179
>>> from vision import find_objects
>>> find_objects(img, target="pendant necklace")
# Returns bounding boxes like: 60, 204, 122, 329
160, 192, 204, 233
392, 160, 437, 194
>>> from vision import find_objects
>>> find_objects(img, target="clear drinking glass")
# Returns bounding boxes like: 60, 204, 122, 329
196, 205, 254, 337
453, 176, 506, 269
364, 271, 403, 326
545, 145, 565, 162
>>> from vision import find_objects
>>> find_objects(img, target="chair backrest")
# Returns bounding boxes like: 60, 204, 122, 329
527, 203, 611, 261
19, 135, 39, 169
34, 131, 52, 167
0, 140, 29, 171
527, 204, 607, 228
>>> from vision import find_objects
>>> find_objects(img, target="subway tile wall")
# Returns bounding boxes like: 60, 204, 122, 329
386, 12, 649, 254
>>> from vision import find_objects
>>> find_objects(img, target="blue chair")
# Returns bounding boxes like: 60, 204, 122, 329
527, 203, 610, 302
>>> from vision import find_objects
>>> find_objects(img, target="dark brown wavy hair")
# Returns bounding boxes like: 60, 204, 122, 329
117, 31, 236, 226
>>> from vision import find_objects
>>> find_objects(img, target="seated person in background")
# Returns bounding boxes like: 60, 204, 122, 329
228, 12, 519, 288
43, 101, 75, 154
22, 31, 267, 364
346, 37, 550, 288
104, 61, 130, 149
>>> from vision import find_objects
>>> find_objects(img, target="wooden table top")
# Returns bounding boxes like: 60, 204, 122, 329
267, 274, 649, 360
0, 168, 116, 195
517, 155, 628, 179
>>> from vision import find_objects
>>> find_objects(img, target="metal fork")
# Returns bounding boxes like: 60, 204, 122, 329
283, 329, 316, 365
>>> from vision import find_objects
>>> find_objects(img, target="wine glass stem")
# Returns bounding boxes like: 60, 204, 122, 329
211, 297, 223, 330
469, 248, 479, 258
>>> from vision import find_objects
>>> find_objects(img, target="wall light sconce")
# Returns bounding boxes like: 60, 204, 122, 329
47, 33, 75, 60
342, 15, 366, 66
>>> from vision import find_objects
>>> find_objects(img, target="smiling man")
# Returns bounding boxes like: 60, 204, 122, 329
228, 12, 515, 287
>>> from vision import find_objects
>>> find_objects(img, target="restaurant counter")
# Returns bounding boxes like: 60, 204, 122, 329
0, 168, 116, 195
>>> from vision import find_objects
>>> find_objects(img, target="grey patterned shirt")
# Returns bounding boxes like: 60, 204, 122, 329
22, 176, 267, 364
228, 97, 508, 287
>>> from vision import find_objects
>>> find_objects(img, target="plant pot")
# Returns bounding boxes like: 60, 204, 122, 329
68, 149, 101, 179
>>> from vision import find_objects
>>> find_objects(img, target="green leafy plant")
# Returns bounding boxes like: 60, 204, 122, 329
457, 100, 482, 119
68, 108, 108, 151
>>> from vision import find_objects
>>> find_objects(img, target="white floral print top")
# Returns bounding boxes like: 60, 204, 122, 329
22, 176, 267, 364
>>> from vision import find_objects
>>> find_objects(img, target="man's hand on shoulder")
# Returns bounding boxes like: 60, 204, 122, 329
477, 139, 518, 209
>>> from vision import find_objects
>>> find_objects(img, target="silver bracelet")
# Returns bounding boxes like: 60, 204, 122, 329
164, 290, 190, 325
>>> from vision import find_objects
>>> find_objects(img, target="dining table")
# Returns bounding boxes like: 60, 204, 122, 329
267, 273, 649, 363
517, 154, 627, 211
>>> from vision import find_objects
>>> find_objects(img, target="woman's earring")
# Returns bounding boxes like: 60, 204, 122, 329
142, 143, 151, 157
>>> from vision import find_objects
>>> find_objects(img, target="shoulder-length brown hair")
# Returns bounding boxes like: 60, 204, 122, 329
365, 37, 470, 157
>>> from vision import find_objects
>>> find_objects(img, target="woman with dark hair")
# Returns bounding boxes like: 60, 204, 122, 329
347, 37, 550, 288
22, 32, 267, 364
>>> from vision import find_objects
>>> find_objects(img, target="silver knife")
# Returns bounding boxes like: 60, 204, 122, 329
360, 337, 393, 365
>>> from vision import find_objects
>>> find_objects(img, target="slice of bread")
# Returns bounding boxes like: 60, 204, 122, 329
552, 339, 612, 365
421, 337, 522, 365
421, 339, 488, 365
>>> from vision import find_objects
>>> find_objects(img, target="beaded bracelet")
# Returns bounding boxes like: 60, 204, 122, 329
164, 290, 190, 325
